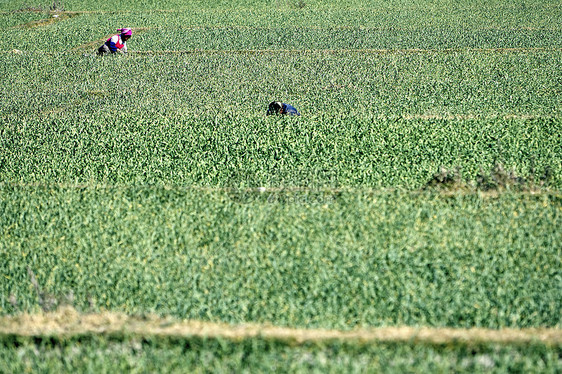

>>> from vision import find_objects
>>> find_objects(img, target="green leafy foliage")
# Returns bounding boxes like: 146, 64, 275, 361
1, 50, 561, 188
1, 114, 560, 188
0, 0, 561, 369
1, 335, 560, 373
1, 186, 560, 328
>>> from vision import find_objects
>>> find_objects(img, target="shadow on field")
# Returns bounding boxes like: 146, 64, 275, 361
424, 163, 553, 193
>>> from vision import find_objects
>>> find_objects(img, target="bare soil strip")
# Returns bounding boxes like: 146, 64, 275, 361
0, 308, 560, 346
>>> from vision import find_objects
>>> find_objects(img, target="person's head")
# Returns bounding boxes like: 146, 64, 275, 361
119, 28, 132, 41
267, 101, 283, 115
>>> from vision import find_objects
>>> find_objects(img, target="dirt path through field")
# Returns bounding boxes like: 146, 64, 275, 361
1, 307, 560, 346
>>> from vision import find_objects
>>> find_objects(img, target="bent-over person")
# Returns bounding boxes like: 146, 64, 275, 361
267, 101, 300, 116
98, 28, 132, 55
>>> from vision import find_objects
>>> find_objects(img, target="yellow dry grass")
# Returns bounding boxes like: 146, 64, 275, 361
1, 307, 560, 346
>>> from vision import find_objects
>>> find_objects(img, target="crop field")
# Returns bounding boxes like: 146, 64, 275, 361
1, 0, 561, 372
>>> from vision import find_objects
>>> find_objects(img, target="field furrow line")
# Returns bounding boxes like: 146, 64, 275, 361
1, 308, 560, 346
4, 47, 562, 55
127, 47, 562, 55
1, 182, 560, 196
3, 3, 561, 15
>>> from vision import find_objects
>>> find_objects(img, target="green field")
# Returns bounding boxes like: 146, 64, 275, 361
1, 0, 561, 371
2, 334, 560, 373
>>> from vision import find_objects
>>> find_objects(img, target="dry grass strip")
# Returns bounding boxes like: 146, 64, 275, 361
1, 307, 560, 346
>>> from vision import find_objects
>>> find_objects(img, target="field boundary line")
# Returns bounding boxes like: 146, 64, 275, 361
6, 16, 561, 31
1, 183, 560, 197
129, 47, 562, 55
2, 3, 561, 15
50, 24, 562, 31
3, 47, 561, 55
108, 25, 562, 31
0, 308, 560, 346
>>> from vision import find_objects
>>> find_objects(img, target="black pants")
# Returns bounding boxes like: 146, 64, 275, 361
97, 44, 110, 55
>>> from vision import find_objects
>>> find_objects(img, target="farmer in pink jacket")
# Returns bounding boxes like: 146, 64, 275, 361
98, 28, 132, 55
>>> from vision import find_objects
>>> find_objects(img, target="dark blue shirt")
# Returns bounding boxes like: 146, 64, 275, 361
282, 103, 300, 116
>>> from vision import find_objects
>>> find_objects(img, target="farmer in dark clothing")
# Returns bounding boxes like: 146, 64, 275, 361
267, 101, 300, 116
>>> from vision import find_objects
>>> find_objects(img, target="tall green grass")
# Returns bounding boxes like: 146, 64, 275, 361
2, 50, 560, 118
2, 115, 560, 188
0, 0, 561, 341
1, 335, 560, 373
1, 0, 561, 370
1, 49, 560, 187
2, 186, 560, 328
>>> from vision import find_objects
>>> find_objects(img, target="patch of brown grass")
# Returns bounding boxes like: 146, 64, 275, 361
1, 307, 560, 346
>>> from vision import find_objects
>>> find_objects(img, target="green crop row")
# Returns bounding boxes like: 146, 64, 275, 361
2, 114, 560, 188
3, 50, 560, 118
132, 27, 562, 52
1, 186, 560, 328
2, 0, 560, 14
3, 7, 562, 32
0, 0, 561, 370
2, 48, 559, 187
2, 18, 561, 52
0, 12, 47, 28
1, 335, 560, 373
2, 0, 561, 52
